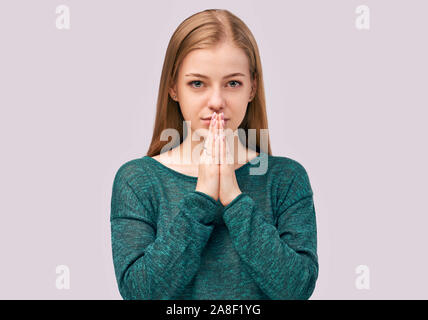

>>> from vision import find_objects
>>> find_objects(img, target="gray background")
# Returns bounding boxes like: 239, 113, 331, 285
0, 0, 427, 299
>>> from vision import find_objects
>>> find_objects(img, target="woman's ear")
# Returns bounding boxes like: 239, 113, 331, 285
169, 86, 178, 101
249, 77, 257, 101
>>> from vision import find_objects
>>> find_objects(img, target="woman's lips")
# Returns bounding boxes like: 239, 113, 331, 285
201, 119, 228, 125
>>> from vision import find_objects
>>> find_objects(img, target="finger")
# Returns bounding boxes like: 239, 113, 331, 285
224, 132, 232, 165
216, 113, 223, 164
217, 113, 222, 164
221, 120, 233, 166
211, 112, 219, 164
210, 112, 218, 143
219, 129, 223, 166
218, 114, 224, 166
208, 111, 216, 147
218, 114, 224, 164
213, 113, 219, 164
202, 112, 216, 164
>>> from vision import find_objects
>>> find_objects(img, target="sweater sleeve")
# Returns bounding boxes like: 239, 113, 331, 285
110, 166, 220, 300
222, 165, 318, 300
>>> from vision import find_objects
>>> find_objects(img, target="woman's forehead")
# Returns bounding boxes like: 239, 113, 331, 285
180, 45, 250, 77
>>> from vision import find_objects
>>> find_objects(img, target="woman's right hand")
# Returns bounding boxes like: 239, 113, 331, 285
195, 112, 220, 201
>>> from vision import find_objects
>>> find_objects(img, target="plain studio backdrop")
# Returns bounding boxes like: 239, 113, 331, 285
0, 0, 427, 299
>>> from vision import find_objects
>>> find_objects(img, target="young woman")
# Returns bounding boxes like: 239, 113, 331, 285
110, 8, 318, 300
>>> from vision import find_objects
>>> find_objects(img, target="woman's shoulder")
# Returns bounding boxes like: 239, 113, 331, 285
113, 156, 154, 186
265, 154, 311, 182
271, 154, 308, 171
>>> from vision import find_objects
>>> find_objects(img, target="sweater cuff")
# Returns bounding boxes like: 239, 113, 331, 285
181, 191, 222, 225
222, 193, 255, 222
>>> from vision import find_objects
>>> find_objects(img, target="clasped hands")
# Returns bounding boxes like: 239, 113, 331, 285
196, 112, 242, 207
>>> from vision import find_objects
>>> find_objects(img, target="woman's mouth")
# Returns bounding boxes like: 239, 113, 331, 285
201, 118, 229, 125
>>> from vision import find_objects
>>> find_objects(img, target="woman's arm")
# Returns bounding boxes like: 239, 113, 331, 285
110, 166, 219, 300
222, 165, 319, 300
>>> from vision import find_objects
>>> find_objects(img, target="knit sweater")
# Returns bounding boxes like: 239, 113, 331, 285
110, 151, 318, 300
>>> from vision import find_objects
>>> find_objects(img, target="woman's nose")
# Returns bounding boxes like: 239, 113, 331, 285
207, 89, 226, 110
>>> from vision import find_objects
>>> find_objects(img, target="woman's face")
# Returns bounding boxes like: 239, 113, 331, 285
170, 41, 256, 137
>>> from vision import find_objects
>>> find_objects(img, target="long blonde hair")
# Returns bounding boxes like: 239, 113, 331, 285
146, 8, 272, 157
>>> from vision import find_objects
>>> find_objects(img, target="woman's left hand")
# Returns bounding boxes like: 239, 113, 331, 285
217, 112, 242, 207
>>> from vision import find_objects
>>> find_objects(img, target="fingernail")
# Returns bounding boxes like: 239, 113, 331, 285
211, 112, 216, 120
221, 112, 224, 120
213, 118, 217, 126
221, 119, 225, 126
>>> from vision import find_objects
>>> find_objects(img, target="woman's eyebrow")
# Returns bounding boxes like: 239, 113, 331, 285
185, 72, 246, 79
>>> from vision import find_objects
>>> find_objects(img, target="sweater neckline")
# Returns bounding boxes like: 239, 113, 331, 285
143, 152, 265, 181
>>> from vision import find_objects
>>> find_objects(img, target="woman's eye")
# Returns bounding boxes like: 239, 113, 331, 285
189, 80, 203, 88
188, 80, 242, 89
229, 80, 242, 87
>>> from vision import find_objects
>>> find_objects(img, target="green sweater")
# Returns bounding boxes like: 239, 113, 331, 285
110, 152, 318, 300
